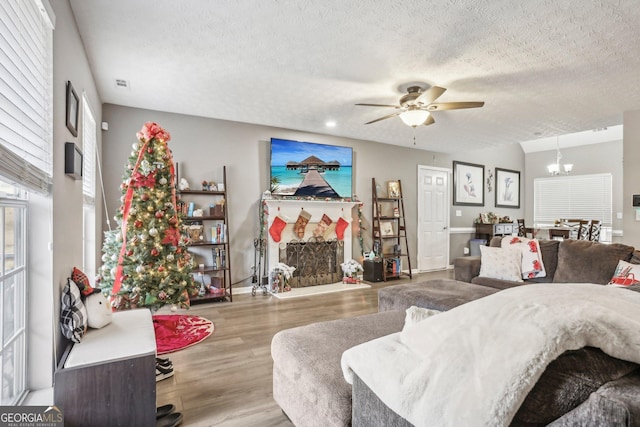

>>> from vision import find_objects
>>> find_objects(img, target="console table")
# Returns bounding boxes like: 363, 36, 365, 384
54, 309, 156, 427
475, 223, 517, 241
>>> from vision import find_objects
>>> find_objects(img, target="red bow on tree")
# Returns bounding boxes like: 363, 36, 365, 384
131, 170, 157, 188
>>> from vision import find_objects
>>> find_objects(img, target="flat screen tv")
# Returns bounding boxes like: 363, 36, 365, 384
270, 138, 353, 198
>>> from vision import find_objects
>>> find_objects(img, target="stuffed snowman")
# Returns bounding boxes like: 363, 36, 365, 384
84, 292, 112, 329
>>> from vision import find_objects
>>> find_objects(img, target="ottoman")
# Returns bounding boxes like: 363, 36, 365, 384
271, 310, 405, 427
378, 278, 499, 312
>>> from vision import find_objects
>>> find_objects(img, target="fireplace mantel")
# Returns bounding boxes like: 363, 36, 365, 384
263, 198, 358, 282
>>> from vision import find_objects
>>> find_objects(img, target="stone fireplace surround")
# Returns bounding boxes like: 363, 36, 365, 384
264, 199, 357, 286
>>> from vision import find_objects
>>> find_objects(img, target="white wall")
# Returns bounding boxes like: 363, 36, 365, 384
623, 110, 640, 247
524, 140, 623, 239
50, 0, 102, 370
101, 104, 462, 287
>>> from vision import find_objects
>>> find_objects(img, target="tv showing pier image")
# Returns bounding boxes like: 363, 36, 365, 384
270, 138, 353, 198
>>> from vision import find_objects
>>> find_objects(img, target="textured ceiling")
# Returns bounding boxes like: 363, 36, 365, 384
69, 0, 640, 153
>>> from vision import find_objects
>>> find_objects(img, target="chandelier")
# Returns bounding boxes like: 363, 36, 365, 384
547, 137, 573, 175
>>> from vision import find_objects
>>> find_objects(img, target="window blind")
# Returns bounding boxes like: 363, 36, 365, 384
533, 173, 612, 226
0, 0, 53, 194
82, 96, 95, 205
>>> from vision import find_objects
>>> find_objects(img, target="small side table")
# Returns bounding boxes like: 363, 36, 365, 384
363, 259, 383, 282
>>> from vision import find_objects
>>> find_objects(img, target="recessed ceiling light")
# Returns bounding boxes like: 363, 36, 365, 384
325, 121, 336, 127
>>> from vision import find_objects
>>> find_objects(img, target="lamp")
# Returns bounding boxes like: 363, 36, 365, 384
399, 108, 430, 127
547, 137, 573, 175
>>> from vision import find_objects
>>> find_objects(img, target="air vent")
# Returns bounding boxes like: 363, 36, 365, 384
115, 79, 129, 88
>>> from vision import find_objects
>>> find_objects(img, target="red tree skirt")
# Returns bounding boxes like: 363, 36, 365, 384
152, 315, 214, 355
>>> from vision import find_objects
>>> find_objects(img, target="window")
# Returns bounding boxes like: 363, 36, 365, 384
534, 173, 613, 241
82, 96, 96, 279
0, 185, 27, 405
0, 0, 54, 403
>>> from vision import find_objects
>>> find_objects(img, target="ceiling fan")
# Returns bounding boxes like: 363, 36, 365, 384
356, 85, 484, 127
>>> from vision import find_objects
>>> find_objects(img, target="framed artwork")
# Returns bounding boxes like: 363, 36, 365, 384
380, 221, 394, 236
387, 181, 400, 198
495, 168, 520, 208
453, 161, 484, 206
66, 81, 79, 137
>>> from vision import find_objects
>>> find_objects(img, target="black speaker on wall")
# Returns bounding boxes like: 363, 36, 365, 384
64, 142, 83, 180
633, 195, 640, 207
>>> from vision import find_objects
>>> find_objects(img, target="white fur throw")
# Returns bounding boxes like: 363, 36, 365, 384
342, 283, 640, 427
403, 306, 441, 330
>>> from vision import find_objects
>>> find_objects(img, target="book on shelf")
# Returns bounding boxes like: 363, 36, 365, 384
210, 224, 226, 243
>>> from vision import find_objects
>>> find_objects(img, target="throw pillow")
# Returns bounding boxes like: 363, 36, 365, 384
553, 240, 635, 284
60, 278, 88, 343
501, 236, 546, 279
71, 266, 97, 296
607, 260, 640, 287
403, 306, 441, 330
478, 245, 523, 282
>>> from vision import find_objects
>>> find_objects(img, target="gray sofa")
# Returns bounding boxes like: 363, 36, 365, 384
272, 238, 640, 426
453, 236, 639, 288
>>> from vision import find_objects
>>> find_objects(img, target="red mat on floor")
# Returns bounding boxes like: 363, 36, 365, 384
152, 315, 214, 355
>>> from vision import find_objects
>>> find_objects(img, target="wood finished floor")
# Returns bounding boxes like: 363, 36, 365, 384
156, 270, 453, 426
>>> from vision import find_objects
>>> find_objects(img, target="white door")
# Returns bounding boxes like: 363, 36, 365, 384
417, 165, 450, 271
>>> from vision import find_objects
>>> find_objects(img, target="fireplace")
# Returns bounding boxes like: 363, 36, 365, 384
279, 238, 344, 287
264, 199, 357, 287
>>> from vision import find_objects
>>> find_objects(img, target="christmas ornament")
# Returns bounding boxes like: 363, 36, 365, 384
149, 228, 158, 237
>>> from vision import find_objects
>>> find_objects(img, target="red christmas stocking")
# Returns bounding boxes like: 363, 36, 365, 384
269, 216, 287, 242
313, 214, 332, 237
293, 210, 312, 238
335, 217, 350, 240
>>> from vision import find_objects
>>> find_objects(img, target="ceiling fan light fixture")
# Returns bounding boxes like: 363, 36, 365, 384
399, 109, 430, 127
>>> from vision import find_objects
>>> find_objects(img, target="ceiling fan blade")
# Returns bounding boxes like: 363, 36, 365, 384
414, 86, 446, 105
365, 112, 401, 124
423, 115, 435, 126
355, 103, 400, 108
426, 101, 485, 111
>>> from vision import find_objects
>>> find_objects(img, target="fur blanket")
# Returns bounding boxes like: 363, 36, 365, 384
341, 283, 640, 426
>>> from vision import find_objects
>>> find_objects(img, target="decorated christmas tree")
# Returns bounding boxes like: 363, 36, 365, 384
98, 122, 196, 311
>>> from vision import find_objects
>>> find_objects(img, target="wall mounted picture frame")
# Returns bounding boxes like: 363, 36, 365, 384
495, 167, 520, 208
453, 161, 484, 206
66, 81, 79, 137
